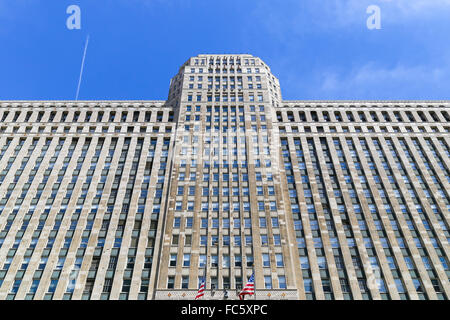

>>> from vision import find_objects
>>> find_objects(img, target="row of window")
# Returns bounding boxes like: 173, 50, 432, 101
277, 109, 450, 123
187, 93, 264, 102
167, 274, 285, 291
281, 136, 448, 299
187, 67, 263, 74
188, 75, 263, 82
0, 125, 173, 134
0, 109, 174, 123
0, 136, 170, 300
168, 252, 284, 269
279, 125, 449, 133
185, 105, 265, 112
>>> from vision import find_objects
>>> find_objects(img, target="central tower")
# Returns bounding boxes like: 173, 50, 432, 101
154, 55, 298, 299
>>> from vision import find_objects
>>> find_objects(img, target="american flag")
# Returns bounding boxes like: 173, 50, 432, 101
239, 273, 255, 300
195, 279, 205, 300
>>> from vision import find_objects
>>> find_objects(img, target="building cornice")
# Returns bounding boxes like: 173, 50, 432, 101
282, 100, 450, 104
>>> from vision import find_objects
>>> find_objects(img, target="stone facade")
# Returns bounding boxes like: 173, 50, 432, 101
0, 54, 448, 300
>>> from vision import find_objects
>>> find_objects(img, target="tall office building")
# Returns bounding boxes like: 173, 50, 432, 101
0, 54, 449, 300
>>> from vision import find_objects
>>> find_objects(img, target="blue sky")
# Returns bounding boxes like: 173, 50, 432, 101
1, 0, 450, 100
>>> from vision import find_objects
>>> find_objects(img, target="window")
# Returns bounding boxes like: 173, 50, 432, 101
256, 186, 263, 195
200, 235, 207, 246
182, 276, 189, 289
126, 257, 135, 269
48, 280, 58, 293
185, 235, 192, 246
186, 217, 193, 228
11, 280, 21, 293
317, 256, 327, 269
211, 255, 218, 267
29, 280, 40, 293
431, 279, 443, 293
271, 217, 279, 227
262, 254, 270, 267
259, 217, 266, 227
276, 254, 284, 267
246, 255, 254, 267
140, 279, 149, 293
183, 254, 191, 267
395, 279, 405, 293
167, 276, 175, 289
264, 276, 272, 289
199, 255, 207, 267
304, 279, 313, 293
122, 279, 131, 293
377, 279, 387, 293
270, 201, 277, 211
322, 279, 332, 293
273, 234, 281, 246
278, 276, 286, 289
222, 255, 230, 268
261, 234, 268, 246
300, 256, 309, 269
169, 254, 177, 267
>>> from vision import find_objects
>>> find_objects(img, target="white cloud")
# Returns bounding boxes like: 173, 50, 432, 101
389, 0, 450, 12
373, 0, 450, 23
251, 0, 450, 34
249, 0, 450, 100
312, 61, 450, 99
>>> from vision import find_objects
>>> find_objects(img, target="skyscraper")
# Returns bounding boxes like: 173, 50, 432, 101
0, 54, 448, 300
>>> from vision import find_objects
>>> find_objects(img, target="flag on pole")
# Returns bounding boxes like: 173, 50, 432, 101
195, 279, 206, 300
239, 273, 255, 300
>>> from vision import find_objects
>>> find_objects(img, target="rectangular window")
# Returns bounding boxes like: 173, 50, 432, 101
169, 254, 177, 267
246, 255, 254, 267
183, 254, 191, 267
262, 253, 270, 267
199, 255, 207, 268
264, 276, 272, 289
182, 276, 189, 289
304, 279, 313, 293
278, 276, 286, 289
273, 234, 281, 246
167, 276, 175, 289
48, 280, 58, 293
276, 254, 284, 267
261, 234, 268, 246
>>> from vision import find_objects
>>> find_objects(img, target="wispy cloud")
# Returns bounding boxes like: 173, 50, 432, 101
251, 0, 450, 34
300, 61, 450, 99
248, 0, 450, 100
387, 0, 450, 13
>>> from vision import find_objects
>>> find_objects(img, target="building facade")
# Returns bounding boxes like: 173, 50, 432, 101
0, 54, 449, 300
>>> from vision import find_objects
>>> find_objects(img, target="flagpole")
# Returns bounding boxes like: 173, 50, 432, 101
205, 128, 212, 299
204, 259, 207, 298
196, 126, 209, 300
253, 267, 256, 300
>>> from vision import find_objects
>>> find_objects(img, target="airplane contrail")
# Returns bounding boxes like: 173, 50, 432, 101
76, 34, 90, 100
